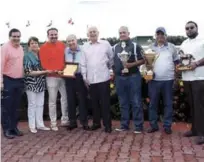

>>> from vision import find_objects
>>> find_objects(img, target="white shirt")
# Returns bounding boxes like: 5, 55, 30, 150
180, 35, 204, 81
80, 40, 114, 84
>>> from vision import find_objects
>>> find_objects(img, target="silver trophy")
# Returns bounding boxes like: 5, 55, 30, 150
117, 41, 131, 73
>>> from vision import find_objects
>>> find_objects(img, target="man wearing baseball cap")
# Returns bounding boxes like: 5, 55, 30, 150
147, 27, 180, 134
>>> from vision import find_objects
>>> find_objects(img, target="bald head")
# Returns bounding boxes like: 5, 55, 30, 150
66, 34, 77, 50
119, 26, 130, 41
87, 26, 99, 43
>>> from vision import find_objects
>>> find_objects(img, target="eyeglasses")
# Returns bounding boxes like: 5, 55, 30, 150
11, 36, 21, 38
185, 26, 194, 30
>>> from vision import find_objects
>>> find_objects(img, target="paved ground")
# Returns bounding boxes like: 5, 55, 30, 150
1, 121, 204, 162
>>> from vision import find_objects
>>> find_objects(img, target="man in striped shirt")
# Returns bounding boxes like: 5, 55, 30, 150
1, 28, 24, 139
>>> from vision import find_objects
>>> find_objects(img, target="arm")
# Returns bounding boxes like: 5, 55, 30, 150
1, 45, 8, 84
106, 42, 114, 69
125, 44, 145, 68
80, 47, 87, 82
172, 44, 181, 65
196, 58, 204, 66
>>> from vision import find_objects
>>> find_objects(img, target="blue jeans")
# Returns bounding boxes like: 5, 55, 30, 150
115, 73, 143, 130
1, 75, 24, 132
148, 80, 174, 129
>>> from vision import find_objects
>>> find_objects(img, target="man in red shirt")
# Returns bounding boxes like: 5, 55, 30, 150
40, 28, 68, 131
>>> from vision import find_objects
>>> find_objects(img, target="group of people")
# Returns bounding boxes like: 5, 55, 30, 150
1, 21, 204, 145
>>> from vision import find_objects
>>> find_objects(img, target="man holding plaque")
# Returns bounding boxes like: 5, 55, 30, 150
64, 34, 90, 131
113, 26, 145, 133
39, 28, 68, 131
80, 26, 114, 133
147, 27, 180, 134
180, 21, 204, 145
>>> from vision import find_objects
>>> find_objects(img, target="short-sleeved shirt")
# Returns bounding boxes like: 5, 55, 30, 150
151, 42, 179, 81
113, 40, 144, 76
180, 36, 204, 81
23, 52, 46, 92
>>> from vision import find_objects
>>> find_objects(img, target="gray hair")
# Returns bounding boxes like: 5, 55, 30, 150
87, 26, 98, 34
66, 34, 77, 41
119, 26, 129, 33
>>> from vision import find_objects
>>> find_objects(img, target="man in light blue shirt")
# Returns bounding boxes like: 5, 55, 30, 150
64, 34, 90, 131
147, 27, 180, 134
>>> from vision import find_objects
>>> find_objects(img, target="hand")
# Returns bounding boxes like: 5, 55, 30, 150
189, 62, 197, 70
175, 64, 181, 72
124, 62, 134, 69
56, 71, 63, 75
45, 70, 54, 74
84, 79, 90, 89
1, 82, 3, 91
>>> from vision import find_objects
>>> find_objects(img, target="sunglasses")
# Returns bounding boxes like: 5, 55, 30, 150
185, 26, 194, 30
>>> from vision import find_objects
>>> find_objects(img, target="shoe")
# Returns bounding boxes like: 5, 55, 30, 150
12, 128, 23, 136
105, 127, 112, 133
67, 125, 77, 131
51, 125, 58, 131
30, 128, 37, 133
37, 127, 50, 131
115, 127, 128, 132
195, 136, 204, 145
90, 124, 101, 131
164, 128, 172, 134
183, 130, 196, 137
147, 127, 159, 133
83, 125, 90, 130
134, 129, 143, 134
60, 122, 69, 127
4, 130, 15, 139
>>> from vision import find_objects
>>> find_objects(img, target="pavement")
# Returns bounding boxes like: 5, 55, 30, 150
1, 121, 204, 162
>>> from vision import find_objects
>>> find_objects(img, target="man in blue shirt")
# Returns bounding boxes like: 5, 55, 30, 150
147, 27, 180, 134
64, 34, 89, 130
114, 26, 145, 133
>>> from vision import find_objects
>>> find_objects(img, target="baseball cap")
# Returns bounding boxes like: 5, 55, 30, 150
155, 27, 167, 35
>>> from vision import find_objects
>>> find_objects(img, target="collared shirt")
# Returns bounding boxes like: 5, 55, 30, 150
80, 40, 114, 84
180, 35, 204, 81
151, 42, 179, 81
23, 51, 46, 93
1, 41, 24, 80
65, 46, 82, 73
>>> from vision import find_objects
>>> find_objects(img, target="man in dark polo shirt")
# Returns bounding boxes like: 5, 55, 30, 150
113, 26, 145, 133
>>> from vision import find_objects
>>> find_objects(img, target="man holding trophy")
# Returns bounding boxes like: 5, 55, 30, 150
113, 26, 145, 133
146, 27, 179, 134
179, 21, 204, 145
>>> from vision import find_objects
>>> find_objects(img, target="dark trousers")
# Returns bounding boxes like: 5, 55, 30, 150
89, 80, 111, 128
65, 74, 88, 126
148, 80, 174, 129
115, 73, 143, 130
183, 81, 204, 136
1, 75, 24, 132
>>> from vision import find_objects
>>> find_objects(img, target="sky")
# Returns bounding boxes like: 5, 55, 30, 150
0, 0, 203, 44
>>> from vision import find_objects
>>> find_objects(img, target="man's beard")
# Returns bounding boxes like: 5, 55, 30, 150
187, 32, 198, 39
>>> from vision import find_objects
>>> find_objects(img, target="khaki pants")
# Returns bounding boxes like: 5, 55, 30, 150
46, 77, 68, 126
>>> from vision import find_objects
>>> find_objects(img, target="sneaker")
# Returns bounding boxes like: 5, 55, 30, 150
147, 127, 159, 133
37, 127, 50, 131
30, 128, 37, 133
195, 136, 204, 145
60, 122, 69, 127
51, 126, 58, 131
134, 130, 142, 134
115, 128, 128, 132
183, 130, 196, 137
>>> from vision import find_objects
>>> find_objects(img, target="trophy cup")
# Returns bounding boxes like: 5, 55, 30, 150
141, 39, 159, 80
177, 50, 195, 71
117, 41, 131, 73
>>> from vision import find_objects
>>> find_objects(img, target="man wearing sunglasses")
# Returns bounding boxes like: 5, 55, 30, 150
147, 27, 180, 134
1, 28, 24, 139
180, 21, 204, 145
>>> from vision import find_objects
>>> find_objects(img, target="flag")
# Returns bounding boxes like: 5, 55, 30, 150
68, 18, 74, 25
5, 22, 10, 28
46, 20, 52, 27
26, 20, 30, 27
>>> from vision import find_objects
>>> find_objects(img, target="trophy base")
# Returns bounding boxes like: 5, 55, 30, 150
144, 74, 153, 80
177, 66, 192, 71
122, 68, 129, 73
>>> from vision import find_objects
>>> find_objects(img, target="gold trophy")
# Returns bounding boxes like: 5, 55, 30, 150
117, 41, 131, 73
141, 39, 159, 80
176, 50, 195, 71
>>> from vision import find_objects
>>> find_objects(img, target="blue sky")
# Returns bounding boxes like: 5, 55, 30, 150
0, 0, 203, 43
